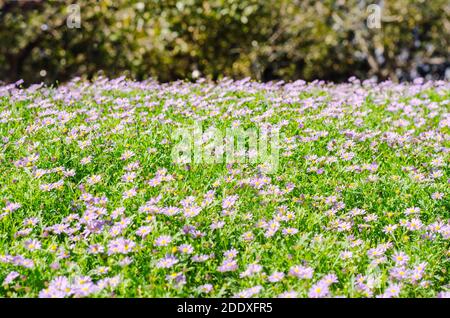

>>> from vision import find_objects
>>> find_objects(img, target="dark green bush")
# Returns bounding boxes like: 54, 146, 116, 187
0, 0, 448, 84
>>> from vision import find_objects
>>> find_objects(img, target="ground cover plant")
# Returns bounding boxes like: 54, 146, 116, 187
0, 77, 449, 298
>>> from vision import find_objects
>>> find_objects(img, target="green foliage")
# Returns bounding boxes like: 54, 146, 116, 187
0, 0, 449, 83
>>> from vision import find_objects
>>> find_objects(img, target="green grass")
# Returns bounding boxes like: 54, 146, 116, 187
0, 78, 448, 298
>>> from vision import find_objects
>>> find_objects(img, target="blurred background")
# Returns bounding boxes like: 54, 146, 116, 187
0, 0, 449, 84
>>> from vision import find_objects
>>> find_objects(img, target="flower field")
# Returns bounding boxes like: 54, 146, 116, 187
0, 77, 449, 298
